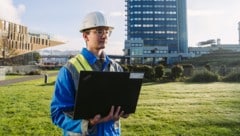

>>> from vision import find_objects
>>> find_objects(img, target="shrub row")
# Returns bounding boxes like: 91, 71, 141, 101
6, 64, 240, 83
186, 70, 219, 83
6, 69, 42, 76
121, 64, 240, 83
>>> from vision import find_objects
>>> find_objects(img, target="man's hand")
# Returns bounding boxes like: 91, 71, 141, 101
88, 106, 129, 126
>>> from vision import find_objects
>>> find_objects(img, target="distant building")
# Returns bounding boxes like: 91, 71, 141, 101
0, 19, 65, 59
189, 43, 240, 57
124, 0, 188, 65
189, 21, 240, 57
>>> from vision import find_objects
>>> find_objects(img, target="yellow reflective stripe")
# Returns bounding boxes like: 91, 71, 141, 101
69, 56, 84, 73
77, 54, 92, 71
69, 54, 92, 73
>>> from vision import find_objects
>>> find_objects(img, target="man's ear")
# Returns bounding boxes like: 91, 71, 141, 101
83, 33, 90, 41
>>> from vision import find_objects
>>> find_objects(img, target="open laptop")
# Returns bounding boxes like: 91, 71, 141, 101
66, 71, 144, 120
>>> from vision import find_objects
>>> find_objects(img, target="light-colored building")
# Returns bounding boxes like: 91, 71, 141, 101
0, 19, 64, 59
189, 43, 240, 57
189, 22, 240, 57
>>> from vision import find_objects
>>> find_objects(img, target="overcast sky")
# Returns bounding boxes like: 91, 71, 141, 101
1, 0, 240, 55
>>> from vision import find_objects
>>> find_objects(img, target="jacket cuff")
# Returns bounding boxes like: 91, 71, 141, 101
81, 119, 89, 135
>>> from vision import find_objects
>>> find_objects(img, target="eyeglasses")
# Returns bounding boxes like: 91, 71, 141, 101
89, 29, 112, 37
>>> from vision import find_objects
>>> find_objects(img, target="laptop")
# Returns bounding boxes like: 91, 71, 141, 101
66, 71, 144, 120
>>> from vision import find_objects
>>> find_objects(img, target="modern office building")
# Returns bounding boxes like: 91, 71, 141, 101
124, 0, 188, 65
0, 19, 64, 59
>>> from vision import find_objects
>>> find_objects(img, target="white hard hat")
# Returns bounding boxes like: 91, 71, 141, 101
79, 11, 114, 32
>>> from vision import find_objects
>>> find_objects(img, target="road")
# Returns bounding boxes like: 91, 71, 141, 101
0, 72, 58, 86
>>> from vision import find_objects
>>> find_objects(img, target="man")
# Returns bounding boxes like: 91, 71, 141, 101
50, 11, 128, 136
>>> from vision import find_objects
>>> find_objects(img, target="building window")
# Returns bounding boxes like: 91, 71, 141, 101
131, 57, 142, 64
131, 48, 143, 56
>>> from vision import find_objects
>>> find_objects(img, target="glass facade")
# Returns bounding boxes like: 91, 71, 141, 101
125, 0, 188, 59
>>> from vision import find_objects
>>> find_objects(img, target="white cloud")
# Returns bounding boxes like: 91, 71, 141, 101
0, 0, 25, 23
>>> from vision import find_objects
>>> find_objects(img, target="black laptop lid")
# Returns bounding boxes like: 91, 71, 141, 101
72, 71, 144, 120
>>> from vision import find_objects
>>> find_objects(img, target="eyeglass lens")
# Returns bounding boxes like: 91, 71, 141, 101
92, 29, 111, 37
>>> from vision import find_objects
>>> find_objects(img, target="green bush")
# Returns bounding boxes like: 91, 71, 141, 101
121, 64, 157, 81
154, 64, 164, 79
6, 71, 26, 75
171, 64, 184, 79
186, 70, 219, 83
222, 71, 240, 82
204, 64, 211, 71
131, 65, 154, 80
182, 64, 195, 77
120, 64, 129, 72
27, 70, 42, 75
218, 65, 227, 76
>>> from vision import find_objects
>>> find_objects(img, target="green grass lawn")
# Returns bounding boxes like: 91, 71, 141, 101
121, 82, 240, 136
0, 76, 61, 135
0, 77, 240, 136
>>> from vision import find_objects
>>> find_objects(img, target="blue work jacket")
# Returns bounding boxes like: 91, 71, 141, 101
50, 48, 123, 136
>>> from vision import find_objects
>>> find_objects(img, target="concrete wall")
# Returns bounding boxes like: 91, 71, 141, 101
0, 66, 5, 80
1, 65, 38, 74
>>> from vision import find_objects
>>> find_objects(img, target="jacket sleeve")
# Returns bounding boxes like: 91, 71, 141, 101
50, 67, 85, 133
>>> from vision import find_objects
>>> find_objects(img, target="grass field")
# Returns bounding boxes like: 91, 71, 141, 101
121, 82, 240, 136
0, 77, 240, 136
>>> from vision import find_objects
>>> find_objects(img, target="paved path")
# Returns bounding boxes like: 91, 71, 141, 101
0, 72, 58, 86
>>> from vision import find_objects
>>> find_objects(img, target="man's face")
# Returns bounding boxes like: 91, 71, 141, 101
84, 27, 112, 51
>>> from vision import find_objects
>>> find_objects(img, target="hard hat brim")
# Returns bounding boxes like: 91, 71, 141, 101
80, 26, 114, 33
